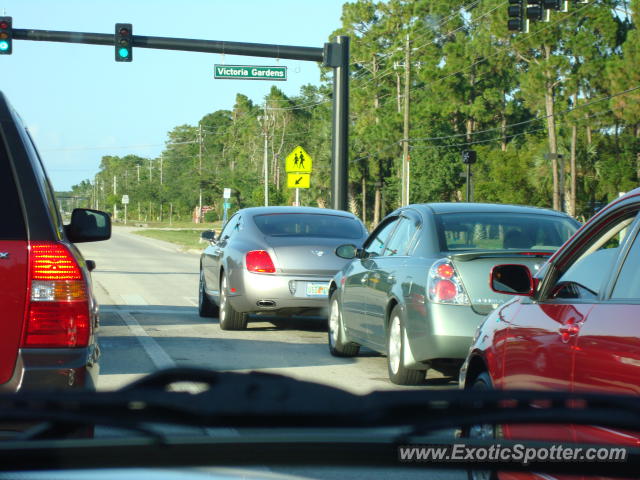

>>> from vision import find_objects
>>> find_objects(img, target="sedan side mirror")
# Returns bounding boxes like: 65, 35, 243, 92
65, 208, 111, 243
335, 244, 359, 260
201, 230, 217, 242
490, 264, 535, 296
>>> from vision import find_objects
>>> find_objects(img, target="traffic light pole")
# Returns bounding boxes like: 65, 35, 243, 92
12, 28, 350, 211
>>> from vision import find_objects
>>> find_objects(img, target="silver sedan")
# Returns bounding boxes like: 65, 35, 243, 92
199, 206, 368, 330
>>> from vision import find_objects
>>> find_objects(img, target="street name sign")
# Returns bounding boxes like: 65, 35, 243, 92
214, 65, 287, 81
285, 146, 313, 173
287, 173, 310, 189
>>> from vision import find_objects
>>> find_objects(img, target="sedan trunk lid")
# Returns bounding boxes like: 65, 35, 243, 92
267, 237, 353, 276
450, 250, 552, 315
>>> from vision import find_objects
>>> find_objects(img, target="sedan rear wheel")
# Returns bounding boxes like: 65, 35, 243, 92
387, 306, 425, 385
219, 273, 247, 331
327, 293, 359, 357
198, 269, 219, 318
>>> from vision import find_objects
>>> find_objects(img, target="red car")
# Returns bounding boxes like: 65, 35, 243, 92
0, 91, 111, 394
460, 188, 640, 449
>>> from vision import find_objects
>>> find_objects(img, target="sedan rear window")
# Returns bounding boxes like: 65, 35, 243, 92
435, 212, 578, 252
253, 213, 364, 239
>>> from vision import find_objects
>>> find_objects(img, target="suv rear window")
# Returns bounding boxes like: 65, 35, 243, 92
0, 127, 26, 240
253, 213, 364, 239
435, 212, 578, 252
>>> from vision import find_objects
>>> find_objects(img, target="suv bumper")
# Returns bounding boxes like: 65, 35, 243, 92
0, 343, 100, 392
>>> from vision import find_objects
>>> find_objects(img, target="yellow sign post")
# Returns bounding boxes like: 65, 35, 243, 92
285, 146, 313, 173
287, 173, 310, 189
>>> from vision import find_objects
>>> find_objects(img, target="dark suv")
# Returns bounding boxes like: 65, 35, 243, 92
0, 91, 110, 392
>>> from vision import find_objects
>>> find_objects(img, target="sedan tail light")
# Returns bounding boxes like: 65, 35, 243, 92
246, 250, 276, 274
427, 259, 470, 305
23, 242, 90, 348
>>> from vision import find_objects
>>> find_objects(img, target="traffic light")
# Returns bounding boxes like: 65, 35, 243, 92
507, 0, 525, 32
0, 17, 12, 55
526, 1, 544, 21
115, 23, 132, 62
543, 0, 562, 9
462, 150, 477, 165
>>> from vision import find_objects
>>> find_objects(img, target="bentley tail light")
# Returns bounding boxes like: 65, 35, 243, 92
246, 250, 276, 274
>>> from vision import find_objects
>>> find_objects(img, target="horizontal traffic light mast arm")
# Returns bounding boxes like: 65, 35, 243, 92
12, 28, 325, 63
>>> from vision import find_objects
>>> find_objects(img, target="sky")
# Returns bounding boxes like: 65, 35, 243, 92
2, 0, 346, 191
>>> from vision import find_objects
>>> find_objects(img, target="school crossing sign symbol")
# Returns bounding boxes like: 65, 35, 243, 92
285, 146, 312, 173
285, 146, 312, 189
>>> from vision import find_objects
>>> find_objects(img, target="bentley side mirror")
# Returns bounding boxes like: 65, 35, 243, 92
201, 230, 217, 242
335, 244, 359, 260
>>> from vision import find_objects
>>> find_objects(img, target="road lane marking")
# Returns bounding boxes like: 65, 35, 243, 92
116, 311, 175, 370
102, 306, 197, 315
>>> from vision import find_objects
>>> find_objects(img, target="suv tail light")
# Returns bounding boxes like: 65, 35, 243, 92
246, 250, 276, 274
427, 259, 470, 305
23, 242, 90, 348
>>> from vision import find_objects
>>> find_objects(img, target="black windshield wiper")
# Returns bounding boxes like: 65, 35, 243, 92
3, 367, 640, 434
2, 368, 640, 476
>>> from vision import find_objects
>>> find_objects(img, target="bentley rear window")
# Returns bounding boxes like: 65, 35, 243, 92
253, 213, 364, 239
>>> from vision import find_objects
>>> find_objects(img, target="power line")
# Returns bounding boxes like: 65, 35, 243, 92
409, 85, 640, 145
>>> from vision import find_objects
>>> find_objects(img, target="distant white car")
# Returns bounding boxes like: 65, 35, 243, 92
198, 206, 368, 330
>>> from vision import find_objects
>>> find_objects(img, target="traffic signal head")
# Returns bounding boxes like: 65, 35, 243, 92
462, 150, 477, 165
0, 17, 12, 55
526, 1, 544, 21
507, 0, 524, 32
115, 23, 132, 62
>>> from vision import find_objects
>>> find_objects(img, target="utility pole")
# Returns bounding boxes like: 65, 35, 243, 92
136, 164, 140, 183
401, 34, 411, 207
113, 175, 117, 221
160, 155, 163, 185
198, 123, 203, 222
259, 104, 269, 206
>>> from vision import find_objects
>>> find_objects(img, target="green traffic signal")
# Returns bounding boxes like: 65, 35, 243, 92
115, 23, 132, 62
0, 17, 12, 55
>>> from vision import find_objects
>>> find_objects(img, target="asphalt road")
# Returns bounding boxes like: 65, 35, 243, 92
78, 226, 458, 394
77, 226, 463, 480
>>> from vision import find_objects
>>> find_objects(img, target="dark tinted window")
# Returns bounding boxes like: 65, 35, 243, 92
253, 213, 364, 239
18, 124, 62, 238
383, 216, 417, 256
435, 212, 578, 252
364, 218, 399, 257
0, 123, 26, 240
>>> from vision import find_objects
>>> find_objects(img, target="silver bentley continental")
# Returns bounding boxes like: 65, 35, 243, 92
199, 206, 368, 330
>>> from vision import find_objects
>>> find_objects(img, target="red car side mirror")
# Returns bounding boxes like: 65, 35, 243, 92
490, 264, 536, 296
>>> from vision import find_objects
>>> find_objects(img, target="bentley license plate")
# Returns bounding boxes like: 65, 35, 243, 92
306, 282, 329, 297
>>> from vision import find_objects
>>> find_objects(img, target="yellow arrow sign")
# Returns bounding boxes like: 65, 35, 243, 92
287, 173, 310, 189
285, 146, 313, 173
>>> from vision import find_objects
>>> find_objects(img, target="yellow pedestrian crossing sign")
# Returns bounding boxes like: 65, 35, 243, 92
285, 146, 312, 173
287, 173, 310, 189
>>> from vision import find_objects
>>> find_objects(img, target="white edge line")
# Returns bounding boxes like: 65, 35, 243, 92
116, 311, 176, 370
